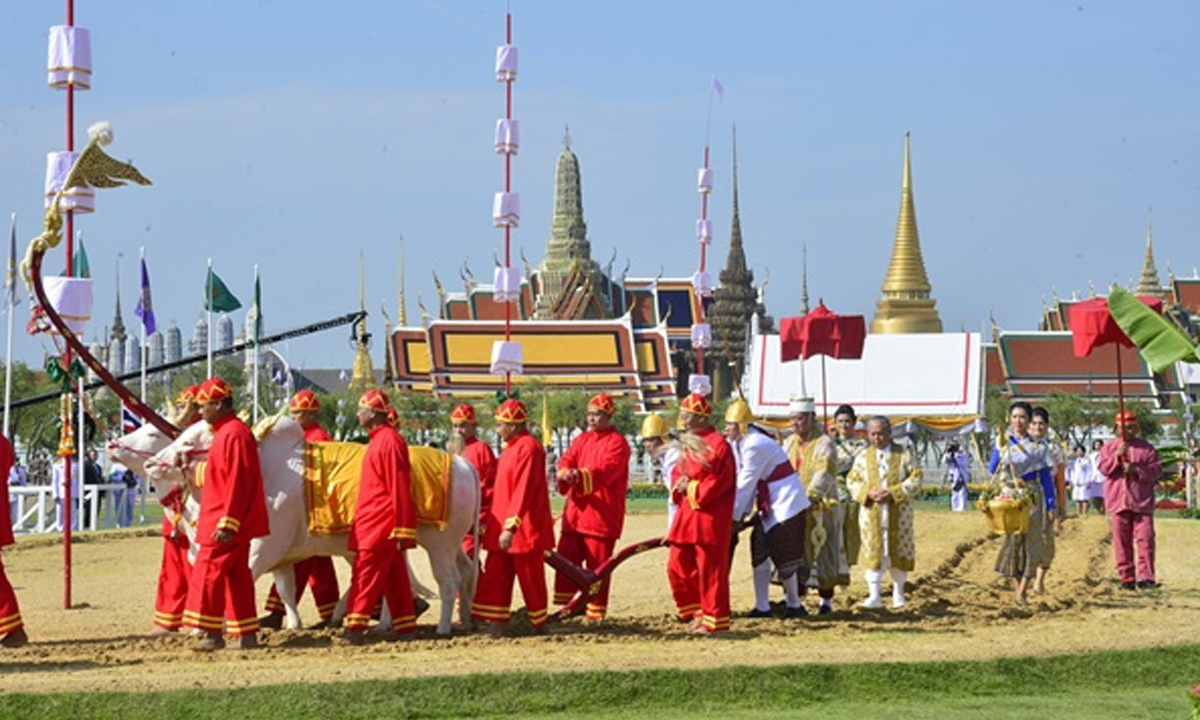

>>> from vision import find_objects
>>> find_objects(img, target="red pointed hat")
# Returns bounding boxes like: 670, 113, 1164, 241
588, 393, 616, 415
1115, 409, 1139, 427
494, 398, 528, 424
290, 389, 321, 412
386, 406, 400, 429
176, 384, 202, 404
196, 378, 233, 404
358, 388, 392, 413
680, 392, 712, 417
449, 404, 477, 423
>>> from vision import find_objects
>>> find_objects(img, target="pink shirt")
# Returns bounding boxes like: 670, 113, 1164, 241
1097, 437, 1161, 514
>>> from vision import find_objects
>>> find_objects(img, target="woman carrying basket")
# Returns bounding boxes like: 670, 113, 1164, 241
987, 401, 1052, 606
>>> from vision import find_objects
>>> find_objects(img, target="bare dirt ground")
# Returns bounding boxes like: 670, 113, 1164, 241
0, 508, 1194, 693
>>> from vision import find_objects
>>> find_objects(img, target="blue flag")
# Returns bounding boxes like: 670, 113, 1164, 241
134, 257, 156, 335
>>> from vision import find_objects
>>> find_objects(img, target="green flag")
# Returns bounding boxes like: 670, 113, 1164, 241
204, 267, 242, 312
1108, 286, 1200, 372
72, 238, 90, 278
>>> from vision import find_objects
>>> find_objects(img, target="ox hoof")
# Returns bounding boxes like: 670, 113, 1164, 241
190, 633, 226, 652
258, 612, 284, 630
340, 630, 367, 646
230, 634, 260, 651
0, 627, 28, 649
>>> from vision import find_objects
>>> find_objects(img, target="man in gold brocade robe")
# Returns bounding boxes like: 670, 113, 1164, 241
845, 416, 921, 609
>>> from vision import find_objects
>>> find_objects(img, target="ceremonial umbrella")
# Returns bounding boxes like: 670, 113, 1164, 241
779, 301, 867, 422
1067, 292, 1164, 417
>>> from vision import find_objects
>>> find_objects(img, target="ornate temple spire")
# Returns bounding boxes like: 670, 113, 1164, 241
111, 259, 126, 344
534, 128, 609, 319
350, 252, 375, 391
397, 234, 408, 326
870, 133, 943, 334
1136, 208, 1164, 297
709, 126, 759, 399
800, 244, 810, 315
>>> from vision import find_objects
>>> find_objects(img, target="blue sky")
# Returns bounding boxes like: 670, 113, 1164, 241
1, 1, 1198, 374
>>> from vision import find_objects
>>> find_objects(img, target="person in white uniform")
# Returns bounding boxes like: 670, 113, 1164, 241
944, 442, 971, 512
724, 400, 811, 619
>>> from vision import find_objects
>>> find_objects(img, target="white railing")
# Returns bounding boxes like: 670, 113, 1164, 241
9, 483, 150, 535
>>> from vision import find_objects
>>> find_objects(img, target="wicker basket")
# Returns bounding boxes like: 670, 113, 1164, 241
984, 499, 1030, 535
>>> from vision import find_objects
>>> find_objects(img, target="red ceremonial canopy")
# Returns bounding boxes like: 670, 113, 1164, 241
779, 302, 867, 362
1068, 295, 1163, 358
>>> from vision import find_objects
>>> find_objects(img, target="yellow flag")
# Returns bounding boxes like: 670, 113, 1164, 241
541, 398, 552, 447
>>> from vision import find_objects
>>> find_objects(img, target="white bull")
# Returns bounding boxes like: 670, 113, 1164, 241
111, 417, 480, 635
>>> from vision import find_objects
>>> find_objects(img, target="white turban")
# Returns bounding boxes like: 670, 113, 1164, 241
789, 396, 815, 415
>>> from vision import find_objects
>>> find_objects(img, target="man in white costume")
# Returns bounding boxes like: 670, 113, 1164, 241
846, 417, 922, 609
944, 442, 971, 512
724, 400, 811, 618
639, 413, 680, 529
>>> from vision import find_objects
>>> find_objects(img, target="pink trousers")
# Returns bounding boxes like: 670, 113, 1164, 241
1111, 511, 1155, 584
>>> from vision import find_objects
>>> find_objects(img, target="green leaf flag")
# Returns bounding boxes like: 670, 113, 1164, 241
204, 267, 242, 313
1107, 286, 1200, 372
72, 238, 91, 278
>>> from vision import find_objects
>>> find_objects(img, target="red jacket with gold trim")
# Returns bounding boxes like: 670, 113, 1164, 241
197, 414, 269, 544
351, 425, 416, 551
667, 425, 735, 547
485, 430, 554, 554
557, 427, 631, 540
462, 436, 498, 520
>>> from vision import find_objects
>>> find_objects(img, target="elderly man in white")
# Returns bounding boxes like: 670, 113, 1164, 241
725, 399, 811, 619
846, 416, 922, 609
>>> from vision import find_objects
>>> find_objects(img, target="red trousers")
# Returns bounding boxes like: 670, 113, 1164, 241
154, 532, 191, 630
1111, 511, 1156, 584
0, 552, 22, 636
264, 556, 341, 622
345, 547, 415, 633
472, 549, 548, 628
667, 542, 730, 633
183, 541, 259, 636
553, 530, 615, 620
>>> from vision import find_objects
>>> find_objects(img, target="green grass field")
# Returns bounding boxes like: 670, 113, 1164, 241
2, 645, 1194, 719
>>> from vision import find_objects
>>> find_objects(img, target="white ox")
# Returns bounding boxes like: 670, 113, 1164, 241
109, 417, 480, 635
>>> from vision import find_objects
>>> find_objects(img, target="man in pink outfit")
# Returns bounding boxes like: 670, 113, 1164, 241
1096, 410, 1162, 590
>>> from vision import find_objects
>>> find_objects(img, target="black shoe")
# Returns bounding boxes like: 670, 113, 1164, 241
258, 612, 284, 630
414, 597, 431, 620
1119, 582, 1137, 591
1136, 580, 1160, 590
746, 608, 773, 618
817, 604, 832, 615
784, 605, 808, 619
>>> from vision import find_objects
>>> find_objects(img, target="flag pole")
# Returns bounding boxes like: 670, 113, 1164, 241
139, 247, 147, 402
4, 213, 16, 438
206, 257, 213, 378
252, 264, 259, 424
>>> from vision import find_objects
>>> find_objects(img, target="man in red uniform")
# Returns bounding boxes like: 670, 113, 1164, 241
1097, 410, 1163, 590
667, 392, 736, 634
149, 384, 202, 638
260, 390, 342, 629
553, 393, 631, 621
342, 389, 418, 644
471, 398, 554, 634
0, 432, 27, 649
182, 378, 270, 651
451, 404, 497, 561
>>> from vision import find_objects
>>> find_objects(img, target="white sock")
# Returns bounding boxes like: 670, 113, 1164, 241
753, 562, 772, 611
783, 574, 801, 607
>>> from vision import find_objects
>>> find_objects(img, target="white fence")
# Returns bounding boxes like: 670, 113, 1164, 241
9, 483, 150, 535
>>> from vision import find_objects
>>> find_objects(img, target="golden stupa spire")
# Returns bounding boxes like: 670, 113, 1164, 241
870, 133, 943, 334
397, 233, 408, 326
1136, 208, 1164, 297
350, 251, 376, 391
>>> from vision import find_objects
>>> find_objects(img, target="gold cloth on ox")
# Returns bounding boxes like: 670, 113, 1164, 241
303, 442, 452, 534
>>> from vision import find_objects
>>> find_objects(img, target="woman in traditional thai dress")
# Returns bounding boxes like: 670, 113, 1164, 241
1029, 407, 1064, 595
988, 401, 1051, 606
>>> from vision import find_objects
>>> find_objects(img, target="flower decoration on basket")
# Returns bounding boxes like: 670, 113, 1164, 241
1190, 682, 1200, 720
976, 482, 1032, 536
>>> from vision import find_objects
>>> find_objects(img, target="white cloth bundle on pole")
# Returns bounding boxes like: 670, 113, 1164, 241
495, 119, 519, 155
687, 374, 712, 396
695, 218, 713, 245
697, 167, 713, 194
47, 26, 92, 89
691, 271, 712, 297
43, 276, 93, 335
492, 192, 520, 228
690, 322, 712, 349
44, 152, 95, 213
495, 44, 518, 81
493, 267, 521, 303
489, 340, 523, 376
